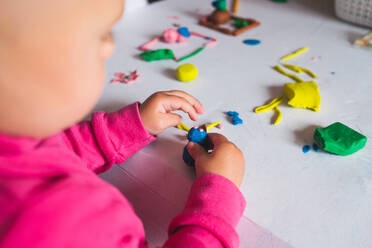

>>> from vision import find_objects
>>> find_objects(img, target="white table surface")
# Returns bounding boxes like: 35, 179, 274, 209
98, 0, 372, 247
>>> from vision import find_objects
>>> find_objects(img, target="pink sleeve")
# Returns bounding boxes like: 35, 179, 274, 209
61, 102, 156, 173
0, 173, 245, 248
163, 173, 246, 248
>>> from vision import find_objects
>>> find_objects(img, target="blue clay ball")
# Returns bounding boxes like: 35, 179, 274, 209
187, 128, 207, 144
302, 145, 311, 153
183, 127, 208, 167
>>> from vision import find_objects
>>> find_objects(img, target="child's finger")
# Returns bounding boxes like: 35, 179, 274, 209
165, 95, 199, 121
207, 133, 230, 147
187, 142, 208, 160
163, 113, 183, 127
165, 90, 204, 114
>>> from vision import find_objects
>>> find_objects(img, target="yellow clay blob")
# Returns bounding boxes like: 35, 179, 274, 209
284, 81, 321, 111
177, 64, 198, 82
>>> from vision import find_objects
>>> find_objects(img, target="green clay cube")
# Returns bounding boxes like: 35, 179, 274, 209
314, 122, 367, 156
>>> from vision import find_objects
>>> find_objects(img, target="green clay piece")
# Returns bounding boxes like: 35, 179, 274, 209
314, 122, 367, 156
177, 47, 205, 63
234, 19, 249, 28
212, 0, 227, 11
140, 49, 175, 62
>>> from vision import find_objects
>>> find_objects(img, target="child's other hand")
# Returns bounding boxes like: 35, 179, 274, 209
187, 133, 245, 188
139, 91, 204, 135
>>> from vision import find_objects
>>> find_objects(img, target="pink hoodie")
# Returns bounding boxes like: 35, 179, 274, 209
0, 103, 246, 248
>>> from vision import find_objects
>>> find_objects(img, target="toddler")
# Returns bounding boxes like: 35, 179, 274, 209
0, 0, 246, 247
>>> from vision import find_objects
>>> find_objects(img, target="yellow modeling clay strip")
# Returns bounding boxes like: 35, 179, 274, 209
176, 123, 190, 132
301, 68, 318, 79
206, 120, 221, 131
255, 96, 284, 113
283, 64, 318, 79
273, 107, 282, 125
283, 64, 302, 73
273, 65, 303, 83
281, 47, 309, 61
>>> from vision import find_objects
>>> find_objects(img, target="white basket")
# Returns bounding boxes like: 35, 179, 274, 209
335, 0, 372, 28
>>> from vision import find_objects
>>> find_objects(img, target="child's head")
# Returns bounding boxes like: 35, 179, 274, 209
0, 0, 123, 138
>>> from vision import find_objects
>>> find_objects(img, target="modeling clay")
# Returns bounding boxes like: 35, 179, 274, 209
177, 47, 205, 63
210, 9, 231, 24
354, 31, 372, 49
243, 39, 261, 46
273, 65, 303, 82
177, 122, 221, 166
163, 29, 188, 43
140, 49, 175, 61
168, 16, 180, 20
177, 64, 198, 82
111, 70, 139, 84
212, 0, 227, 11
273, 107, 282, 125
283, 64, 302, 73
206, 120, 222, 131
283, 64, 318, 79
256, 52, 321, 125
176, 123, 191, 132
255, 97, 284, 125
227, 111, 243, 125
235, 19, 248, 28
200, 0, 260, 36
284, 81, 321, 111
183, 127, 209, 167
255, 96, 284, 113
311, 56, 321, 61
314, 122, 367, 156
301, 68, 318, 79
139, 28, 217, 62
312, 143, 319, 152
177, 27, 191, 37
227, 111, 239, 117
281, 47, 309, 61
302, 145, 311, 153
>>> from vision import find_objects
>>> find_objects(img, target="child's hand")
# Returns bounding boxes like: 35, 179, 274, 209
187, 133, 245, 188
139, 91, 204, 135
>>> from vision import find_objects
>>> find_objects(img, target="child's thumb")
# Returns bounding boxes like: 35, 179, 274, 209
187, 142, 207, 160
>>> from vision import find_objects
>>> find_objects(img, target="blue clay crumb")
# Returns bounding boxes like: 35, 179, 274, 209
302, 145, 311, 153
243, 39, 261, 46
227, 111, 243, 125
312, 143, 319, 152
233, 118, 243, 125
227, 111, 239, 117
330, 72, 336, 75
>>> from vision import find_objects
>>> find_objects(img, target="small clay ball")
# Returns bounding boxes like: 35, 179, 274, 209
209, 10, 230, 24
